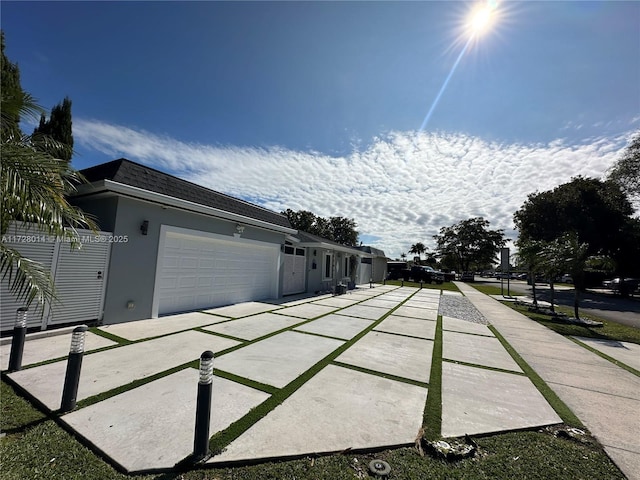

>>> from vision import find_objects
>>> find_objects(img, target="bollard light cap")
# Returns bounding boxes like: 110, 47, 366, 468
199, 350, 215, 384
69, 325, 89, 354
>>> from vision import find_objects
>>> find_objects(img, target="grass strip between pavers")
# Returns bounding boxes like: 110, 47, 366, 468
421, 315, 442, 441
207, 287, 423, 455
441, 358, 528, 376
488, 325, 584, 428
567, 336, 640, 377
331, 360, 429, 389
88, 327, 133, 345
213, 369, 278, 395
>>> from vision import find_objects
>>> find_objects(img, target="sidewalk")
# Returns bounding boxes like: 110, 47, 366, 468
455, 281, 640, 480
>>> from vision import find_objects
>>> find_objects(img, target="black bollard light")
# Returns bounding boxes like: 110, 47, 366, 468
8, 308, 28, 372
60, 325, 88, 413
369, 278, 373, 289
193, 350, 214, 462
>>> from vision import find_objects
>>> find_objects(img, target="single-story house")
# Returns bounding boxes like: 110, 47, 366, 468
70, 158, 297, 324
1, 158, 388, 331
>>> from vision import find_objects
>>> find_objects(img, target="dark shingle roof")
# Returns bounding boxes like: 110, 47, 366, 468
78, 158, 292, 228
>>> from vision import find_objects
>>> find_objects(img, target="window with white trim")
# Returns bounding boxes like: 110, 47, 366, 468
323, 253, 333, 280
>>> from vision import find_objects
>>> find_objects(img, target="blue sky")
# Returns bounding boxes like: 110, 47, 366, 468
3, 1, 639, 259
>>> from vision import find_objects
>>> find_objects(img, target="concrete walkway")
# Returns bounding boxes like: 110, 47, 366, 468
4, 282, 630, 475
456, 281, 640, 480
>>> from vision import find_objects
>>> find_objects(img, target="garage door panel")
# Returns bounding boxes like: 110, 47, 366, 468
156, 229, 279, 315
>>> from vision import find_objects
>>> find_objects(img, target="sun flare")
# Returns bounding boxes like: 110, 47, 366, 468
468, 1, 498, 36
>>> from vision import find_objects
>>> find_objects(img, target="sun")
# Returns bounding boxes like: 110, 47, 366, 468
467, 1, 498, 37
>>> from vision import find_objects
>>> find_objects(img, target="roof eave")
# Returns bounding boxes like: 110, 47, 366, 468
73, 180, 298, 235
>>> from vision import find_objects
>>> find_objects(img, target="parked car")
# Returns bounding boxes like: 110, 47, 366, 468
398, 265, 445, 284
560, 274, 573, 284
602, 278, 640, 297
460, 271, 475, 282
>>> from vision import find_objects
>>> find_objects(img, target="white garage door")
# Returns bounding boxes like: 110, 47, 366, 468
154, 227, 280, 316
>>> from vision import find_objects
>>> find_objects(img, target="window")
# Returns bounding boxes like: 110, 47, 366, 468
324, 253, 333, 280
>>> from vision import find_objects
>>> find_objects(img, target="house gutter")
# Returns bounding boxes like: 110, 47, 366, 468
299, 241, 373, 257
73, 180, 298, 235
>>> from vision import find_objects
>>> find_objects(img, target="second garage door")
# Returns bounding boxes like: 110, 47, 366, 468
154, 227, 280, 316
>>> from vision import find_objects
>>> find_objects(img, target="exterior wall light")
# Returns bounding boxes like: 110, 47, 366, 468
140, 220, 149, 235
235, 224, 245, 235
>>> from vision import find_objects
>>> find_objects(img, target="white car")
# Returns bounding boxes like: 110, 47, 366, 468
560, 274, 573, 283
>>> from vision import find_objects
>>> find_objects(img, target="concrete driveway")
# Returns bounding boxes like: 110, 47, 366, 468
6, 283, 628, 475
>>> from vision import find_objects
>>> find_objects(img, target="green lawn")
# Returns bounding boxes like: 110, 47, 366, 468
1, 378, 624, 480
381, 280, 460, 292
470, 284, 640, 345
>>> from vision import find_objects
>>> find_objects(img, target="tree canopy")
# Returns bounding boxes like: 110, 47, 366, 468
282, 209, 359, 246
433, 217, 505, 273
513, 176, 639, 275
33, 96, 73, 163
607, 131, 640, 204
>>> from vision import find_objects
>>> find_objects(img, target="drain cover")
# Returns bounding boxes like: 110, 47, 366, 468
368, 459, 391, 476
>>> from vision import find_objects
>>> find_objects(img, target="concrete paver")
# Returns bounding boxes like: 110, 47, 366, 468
8, 330, 238, 410
209, 365, 428, 464
359, 298, 403, 309
392, 305, 438, 321
275, 303, 338, 319
572, 336, 640, 371
403, 299, 440, 310
312, 296, 361, 308
202, 313, 304, 340
335, 331, 433, 383
443, 330, 523, 373
294, 314, 374, 340
441, 316, 493, 337
98, 312, 227, 341
373, 315, 436, 340
214, 331, 343, 388
441, 362, 561, 437
1, 331, 116, 371
62, 369, 269, 472
203, 302, 280, 318
338, 304, 389, 320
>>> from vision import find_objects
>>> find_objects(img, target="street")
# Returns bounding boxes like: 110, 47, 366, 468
474, 278, 640, 329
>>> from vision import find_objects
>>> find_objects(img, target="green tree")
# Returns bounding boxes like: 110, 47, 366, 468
282, 209, 317, 232
1, 35, 95, 307
1, 31, 24, 139
514, 176, 636, 276
433, 217, 505, 273
409, 242, 427, 263
607, 131, 640, 204
33, 96, 73, 163
329, 216, 358, 245
282, 209, 359, 245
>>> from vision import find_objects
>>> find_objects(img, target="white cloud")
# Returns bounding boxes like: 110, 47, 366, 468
75, 119, 630, 260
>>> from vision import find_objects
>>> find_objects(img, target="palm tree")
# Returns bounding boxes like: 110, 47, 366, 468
514, 238, 543, 309
541, 232, 590, 319
400, 252, 407, 262
1, 90, 96, 307
409, 242, 427, 263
